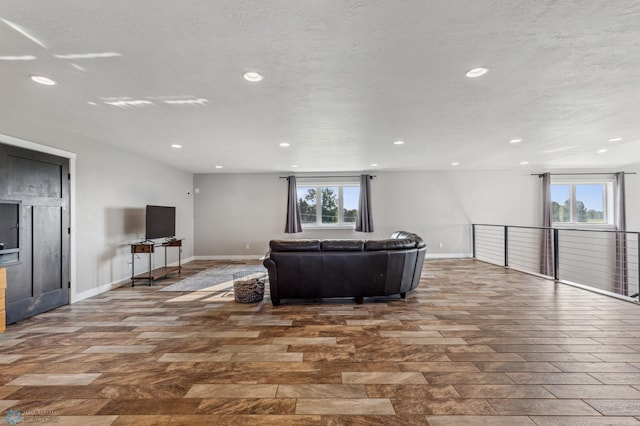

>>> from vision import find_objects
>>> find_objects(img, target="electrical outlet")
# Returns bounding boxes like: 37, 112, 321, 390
439, 242, 444, 248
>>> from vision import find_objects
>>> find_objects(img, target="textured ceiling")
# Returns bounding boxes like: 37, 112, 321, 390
1, 1, 640, 173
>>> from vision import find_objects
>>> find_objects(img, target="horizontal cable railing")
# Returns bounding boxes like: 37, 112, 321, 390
472, 224, 640, 301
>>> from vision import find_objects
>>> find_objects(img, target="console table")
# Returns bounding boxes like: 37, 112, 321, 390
130, 239, 182, 285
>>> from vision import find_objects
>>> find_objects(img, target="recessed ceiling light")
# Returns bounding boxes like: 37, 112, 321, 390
243, 71, 263, 82
466, 67, 489, 78
30, 75, 56, 85
608, 137, 622, 142
519, 161, 529, 165
215, 165, 223, 169
509, 139, 522, 144
171, 144, 182, 149
370, 163, 378, 167
451, 162, 459, 166
393, 140, 405, 145
597, 148, 607, 154
279, 142, 290, 147
291, 165, 299, 168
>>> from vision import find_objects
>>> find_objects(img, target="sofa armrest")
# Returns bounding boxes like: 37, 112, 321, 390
263, 257, 279, 304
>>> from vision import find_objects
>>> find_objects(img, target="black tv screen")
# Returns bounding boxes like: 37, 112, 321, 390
145, 205, 176, 240
0, 200, 20, 266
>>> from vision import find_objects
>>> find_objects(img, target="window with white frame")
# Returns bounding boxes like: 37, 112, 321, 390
297, 184, 359, 227
550, 178, 614, 225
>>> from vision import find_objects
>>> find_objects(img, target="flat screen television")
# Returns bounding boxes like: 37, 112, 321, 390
145, 205, 176, 240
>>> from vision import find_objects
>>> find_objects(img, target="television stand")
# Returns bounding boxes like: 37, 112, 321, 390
130, 239, 182, 286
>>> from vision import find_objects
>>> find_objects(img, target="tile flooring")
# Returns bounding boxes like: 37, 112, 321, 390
0, 259, 639, 425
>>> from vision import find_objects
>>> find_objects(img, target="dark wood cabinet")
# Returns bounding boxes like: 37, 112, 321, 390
130, 239, 182, 285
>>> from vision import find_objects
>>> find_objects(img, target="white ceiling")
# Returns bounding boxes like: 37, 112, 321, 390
1, 1, 640, 173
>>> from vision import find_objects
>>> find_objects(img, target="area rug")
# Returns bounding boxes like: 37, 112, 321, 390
160, 264, 267, 292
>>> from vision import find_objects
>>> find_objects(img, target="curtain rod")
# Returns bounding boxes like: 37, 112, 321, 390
532, 172, 636, 177
279, 175, 376, 179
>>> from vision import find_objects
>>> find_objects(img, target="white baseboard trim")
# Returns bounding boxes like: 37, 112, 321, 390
194, 255, 265, 261
195, 254, 470, 261
426, 253, 471, 259
72, 279, 128, 303
558, 279, 640, 304
71, 257, 196, 303
169, 256, 196, 266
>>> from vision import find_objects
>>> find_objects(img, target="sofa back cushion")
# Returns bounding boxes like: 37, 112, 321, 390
321, 240, 364, 251
365, 238, 416, 251
392, 231, 426, 249
270, 239, 321, 252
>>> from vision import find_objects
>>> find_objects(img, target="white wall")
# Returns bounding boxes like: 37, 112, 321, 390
194, 169, 541, 257
624, 164, 640, 232
1, 133, 194, 302
72, 141, 194, 299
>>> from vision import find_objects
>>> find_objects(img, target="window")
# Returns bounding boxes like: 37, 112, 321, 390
297, 184, 359, 227
551, 180, 614, 225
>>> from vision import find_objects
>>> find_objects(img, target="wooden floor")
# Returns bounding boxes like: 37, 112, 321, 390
1, 258, 640, 425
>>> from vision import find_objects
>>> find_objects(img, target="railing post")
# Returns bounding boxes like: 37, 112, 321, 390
504, 226, 509, 267
472, 224, 476, 258
553, 228, 560, 281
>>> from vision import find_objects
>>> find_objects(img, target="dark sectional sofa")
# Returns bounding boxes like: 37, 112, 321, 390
263, 231, 426, 306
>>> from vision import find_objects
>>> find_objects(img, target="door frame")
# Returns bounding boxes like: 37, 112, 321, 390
0, 133, 78, 303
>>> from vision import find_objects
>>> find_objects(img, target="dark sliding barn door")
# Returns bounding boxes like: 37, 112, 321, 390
0, 143, 70, 324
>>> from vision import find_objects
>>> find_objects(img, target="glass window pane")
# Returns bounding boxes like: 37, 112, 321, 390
551, 184, 570, 223
342, 186, 359, 223
297, 187, 316, 224
320, 187, 339, 223
575, 184, 604, 223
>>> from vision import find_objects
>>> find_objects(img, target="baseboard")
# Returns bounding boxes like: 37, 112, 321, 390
196, 254, 469, 261
426, 253, 471, 259
72, 279, 128, 303
169, 256, 196, 266
194, 255, 265, 261
71, 257, 196, 303
559, 279, 640, 304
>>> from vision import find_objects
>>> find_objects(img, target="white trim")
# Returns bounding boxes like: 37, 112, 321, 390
170, 256, 195, 266
194, 255, 264, 261
0, 133, 76, 159
426, 253, 470, 259
302, 225, 356, 230
550, 180, 614, 226
72, 257, 196, 303
474, 258, 639, 305
197, 253, 470, 260
0, 133, 77, 305
559, 279, 639, 304
72, 278, 128, 303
